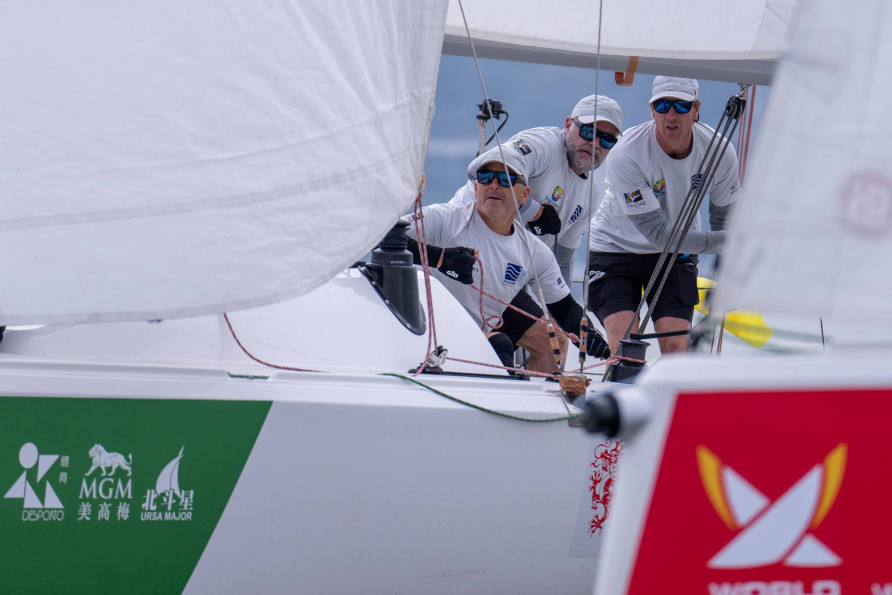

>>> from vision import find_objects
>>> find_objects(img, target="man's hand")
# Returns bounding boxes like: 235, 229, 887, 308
437, 247, 476, 284
585, 327, 611, 359
526, 204, 562, 236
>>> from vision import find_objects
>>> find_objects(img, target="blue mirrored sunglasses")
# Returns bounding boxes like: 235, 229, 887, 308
574, 120, 618, 149
652, 98, 694, 114
476, 169, 525, 187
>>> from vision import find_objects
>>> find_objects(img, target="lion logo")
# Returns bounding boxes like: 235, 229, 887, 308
85, 444, 133, 477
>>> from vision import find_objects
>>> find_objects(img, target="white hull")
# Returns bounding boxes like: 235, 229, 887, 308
0, 272, 611, 594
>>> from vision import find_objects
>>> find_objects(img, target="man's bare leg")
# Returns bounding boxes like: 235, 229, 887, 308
516, 319, 569, 374
602, 310, 638, 356
654, 316, 691, 354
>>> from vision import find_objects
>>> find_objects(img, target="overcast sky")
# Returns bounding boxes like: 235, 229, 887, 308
424, 55, 770, 205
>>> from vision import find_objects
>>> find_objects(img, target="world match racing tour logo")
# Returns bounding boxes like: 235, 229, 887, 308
697, 444, 846, 569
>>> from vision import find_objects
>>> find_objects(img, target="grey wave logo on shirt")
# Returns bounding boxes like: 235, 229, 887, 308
503, 263, 524, 286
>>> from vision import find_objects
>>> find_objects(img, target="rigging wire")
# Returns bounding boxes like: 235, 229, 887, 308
576, 0, 607, 376
456, 0, 567, 372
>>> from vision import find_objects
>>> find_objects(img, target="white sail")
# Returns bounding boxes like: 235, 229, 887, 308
156, 447, 184, 500
444, 0, 796, 84
713, 0, 892, 324
0, 0, 447, 324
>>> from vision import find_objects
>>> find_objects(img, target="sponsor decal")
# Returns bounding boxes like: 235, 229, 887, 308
4, 442, 66, 519
503, 262, 523, 286
624, 190, 644, 204
0, 397, 270, 593
698, 444, 844, 568
589, 270, 606, 282
624, 389, 892, 594
79, 443, 133, 522
556, 277, 564, 288
652, 178, 667, 201
838, 170, 892, 236
513, 140, 531, 155
141, 447, 194, 522
551, 186, 564, 203
570, 439, 623, 557
569, 204, 583, 224
588, 440, 622, 535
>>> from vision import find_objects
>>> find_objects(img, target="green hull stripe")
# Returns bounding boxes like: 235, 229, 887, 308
0, 397, 271, 595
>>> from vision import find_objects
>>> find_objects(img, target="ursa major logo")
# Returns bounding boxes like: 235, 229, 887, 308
697, 443, 846, 569
141, 446, 194, 522
4, 442, 68, 521
78, 443, 134, 522
550, 186, 564, 203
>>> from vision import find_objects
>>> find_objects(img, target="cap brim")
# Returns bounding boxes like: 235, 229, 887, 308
478, 161, 523, 177
650, 92, 697, 103
575, 114, 623, 132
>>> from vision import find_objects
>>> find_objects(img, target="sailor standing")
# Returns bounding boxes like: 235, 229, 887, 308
405, 144, 610, 374
588, 76, 742, 355
450, 95, 623, 282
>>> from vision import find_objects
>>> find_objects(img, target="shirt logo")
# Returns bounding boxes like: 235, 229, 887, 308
503, 262, 523, 286
569, 204, 583, 223
624, 190, 644, 203
513, 140, 532, 156
551, 186, 564, 203
698, 444, 846, 569
691, 173, 705, 191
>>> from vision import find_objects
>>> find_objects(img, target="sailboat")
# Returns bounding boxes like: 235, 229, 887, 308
586, 0, 892, 593
0, 0, 795, 593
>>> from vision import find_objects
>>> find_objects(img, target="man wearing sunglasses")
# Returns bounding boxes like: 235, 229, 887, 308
450, 95, 623, 283
588, 76, 741, 356
405, 144, 610, 373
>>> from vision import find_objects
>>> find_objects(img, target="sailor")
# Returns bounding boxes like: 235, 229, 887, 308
405, 144, 610, 374
449, 95, 623, 282
587, 76, 741, 355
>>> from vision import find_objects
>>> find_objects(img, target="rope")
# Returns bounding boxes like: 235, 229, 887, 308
475, 255, 504, 331
223, 313, 321, 373
410, 189, 442, 376
738, 85, 756, 182
382, 372, 580, 422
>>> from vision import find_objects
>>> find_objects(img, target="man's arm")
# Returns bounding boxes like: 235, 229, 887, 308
546, 294, 610, 358
405, 238, 476, 284
552, 243, 575, 284
629, 208, 725, 254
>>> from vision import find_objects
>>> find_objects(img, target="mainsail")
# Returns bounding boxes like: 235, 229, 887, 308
713, 0, 892, 324
444, 0, 796, 84
0, 0, 448, 324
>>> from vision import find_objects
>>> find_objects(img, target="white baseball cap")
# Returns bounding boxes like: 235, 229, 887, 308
570, 95, 623, 130
650, 76, 699, 103
466, 143, 530, 183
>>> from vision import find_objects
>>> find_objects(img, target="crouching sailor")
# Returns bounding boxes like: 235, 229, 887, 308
404, 144, 609, 374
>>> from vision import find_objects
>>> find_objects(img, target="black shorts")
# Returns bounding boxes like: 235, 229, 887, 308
497, 289, 545, 346
587, 252, 699, 323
